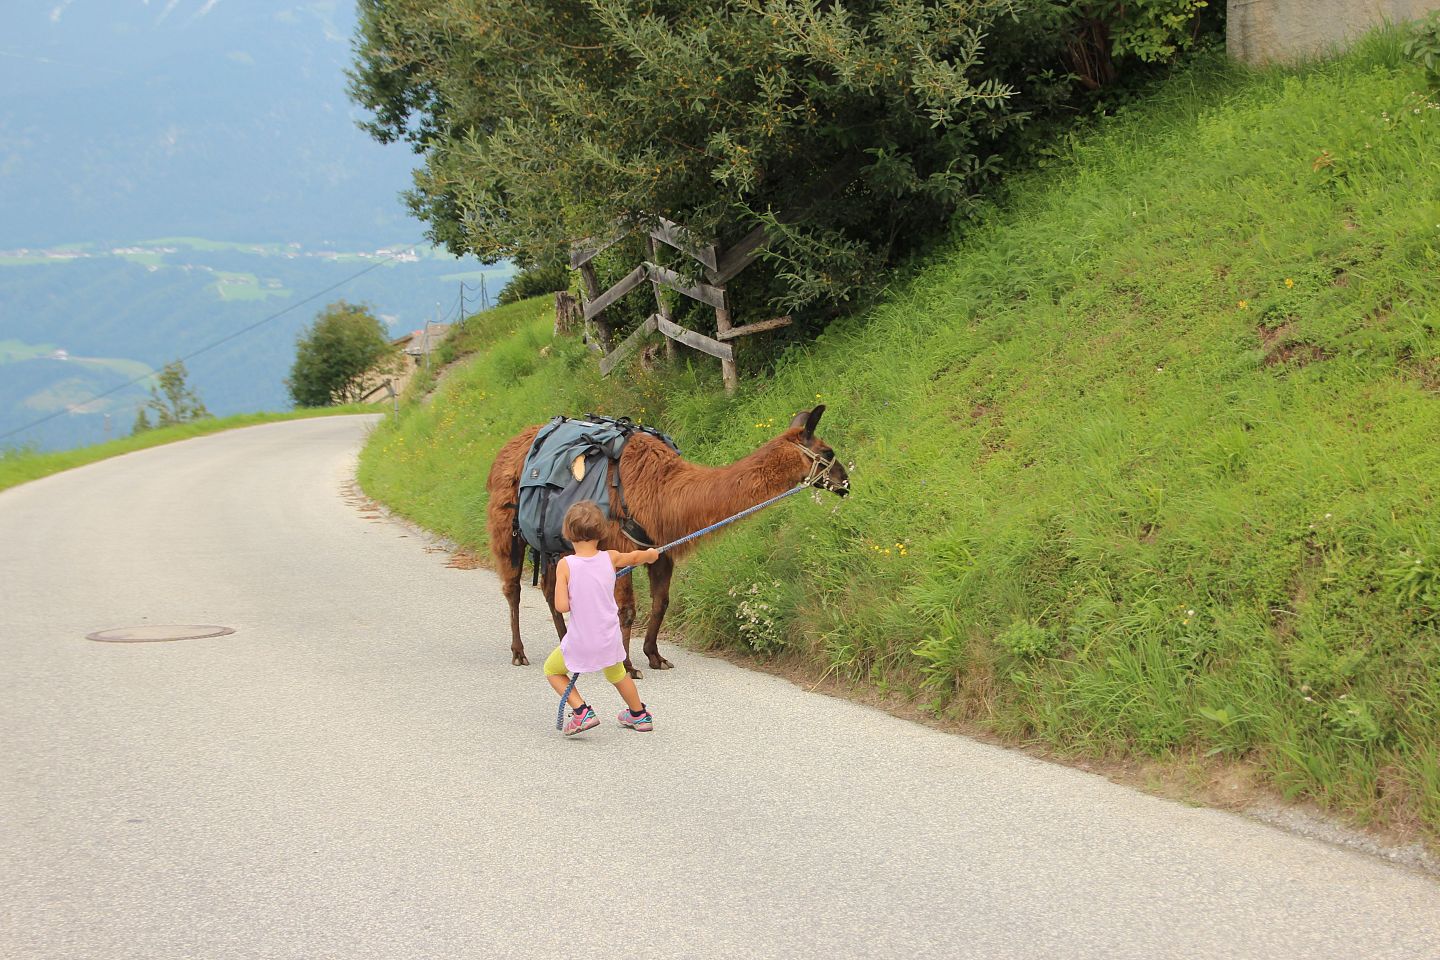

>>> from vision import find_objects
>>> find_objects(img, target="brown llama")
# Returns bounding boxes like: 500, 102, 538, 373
485, 406, 849, 676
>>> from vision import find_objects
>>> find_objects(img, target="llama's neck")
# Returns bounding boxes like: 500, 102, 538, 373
688, 443, 797, 515
630, 435, 804, 544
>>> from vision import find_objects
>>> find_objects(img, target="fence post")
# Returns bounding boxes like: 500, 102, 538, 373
713, 293, 738, 395
578, 262, 611, 350
647, 236, 677, 362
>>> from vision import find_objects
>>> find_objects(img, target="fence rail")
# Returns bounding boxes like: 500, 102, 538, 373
573, 217, 790, 393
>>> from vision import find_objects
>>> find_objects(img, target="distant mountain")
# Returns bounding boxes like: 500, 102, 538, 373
0, 240, 513, 451
0, 2, 518, 452
0, 1, 418, 247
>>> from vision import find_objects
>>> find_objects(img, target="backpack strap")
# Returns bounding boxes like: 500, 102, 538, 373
510, 526, 526, 571
621, 518, 658, 549
605, 444, 659, 548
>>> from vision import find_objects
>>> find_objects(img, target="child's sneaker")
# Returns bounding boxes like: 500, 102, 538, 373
618, 707, 653, 732
564, 705, 599, 736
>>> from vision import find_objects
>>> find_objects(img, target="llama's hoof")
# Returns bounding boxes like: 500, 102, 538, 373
626, 666, 642, 680
512, 652, 529, 666
648, 655, 674, 670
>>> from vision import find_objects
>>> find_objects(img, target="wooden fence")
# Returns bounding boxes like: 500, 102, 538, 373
570, 217, 790, 393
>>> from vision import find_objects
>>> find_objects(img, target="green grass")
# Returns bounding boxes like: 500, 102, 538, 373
358, 34, 1440, 839
0, 406, 375, 494
0, 255, 65, 266
2, 343, 153, 384
0, 340, 57, 363
68, 356, 155, 381
210, 271, 291, 301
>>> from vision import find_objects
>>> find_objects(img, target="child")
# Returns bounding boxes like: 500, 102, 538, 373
545, 499, 660, 736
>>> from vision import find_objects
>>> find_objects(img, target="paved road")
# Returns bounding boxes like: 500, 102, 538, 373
3, 416, 1438, 960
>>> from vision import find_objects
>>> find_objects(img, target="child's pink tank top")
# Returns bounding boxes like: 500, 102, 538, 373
559, 552, 626, 673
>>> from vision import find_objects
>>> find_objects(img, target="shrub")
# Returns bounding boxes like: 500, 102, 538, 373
728, 580, 788, 655
499, 261, 571, 306
995, 619, 1058, 660
1403, 10, 1440, 86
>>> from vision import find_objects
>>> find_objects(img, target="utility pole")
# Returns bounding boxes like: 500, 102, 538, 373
480, 274, 489, 311
458, 281, 466, 323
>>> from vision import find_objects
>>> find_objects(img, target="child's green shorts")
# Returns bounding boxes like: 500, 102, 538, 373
543, 646, 627, 684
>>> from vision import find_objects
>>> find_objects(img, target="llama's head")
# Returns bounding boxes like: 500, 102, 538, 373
786, 405, 849, 496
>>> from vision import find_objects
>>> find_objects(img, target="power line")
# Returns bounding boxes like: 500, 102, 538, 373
0, 249, 409, 444
438, 294, 463, 325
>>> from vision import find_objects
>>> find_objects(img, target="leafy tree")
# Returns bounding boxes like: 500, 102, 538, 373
499, 260, 572, 306
350, 0, 1031, 316
348, 0, 1215, 322
287, 301, 396, 407
132, 360, 209, 434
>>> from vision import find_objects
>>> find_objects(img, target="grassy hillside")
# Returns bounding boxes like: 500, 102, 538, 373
358, 35, 1440, 839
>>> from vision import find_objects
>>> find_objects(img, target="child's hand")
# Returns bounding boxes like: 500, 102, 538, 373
642, 548, 660, 564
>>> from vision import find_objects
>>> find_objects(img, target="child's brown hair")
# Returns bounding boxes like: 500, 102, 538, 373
562, 500, 607, 544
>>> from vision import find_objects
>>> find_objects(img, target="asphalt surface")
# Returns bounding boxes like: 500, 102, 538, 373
2, 415, 1438, 960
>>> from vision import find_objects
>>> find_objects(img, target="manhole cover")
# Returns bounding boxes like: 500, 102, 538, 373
86, 625, 236, 643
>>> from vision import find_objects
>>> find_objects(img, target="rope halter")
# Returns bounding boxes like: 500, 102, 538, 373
791, 442, 847, 493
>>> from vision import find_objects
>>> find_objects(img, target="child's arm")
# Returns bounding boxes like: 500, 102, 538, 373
609, 547, 661, 568
554, 557, 572, 613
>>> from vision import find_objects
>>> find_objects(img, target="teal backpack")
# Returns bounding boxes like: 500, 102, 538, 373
516, 414, 679, 571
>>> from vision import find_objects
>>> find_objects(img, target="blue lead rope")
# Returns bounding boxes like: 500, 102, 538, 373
613, 482, 811, 579
556, 672, 581, 731
556, 482, 812, 730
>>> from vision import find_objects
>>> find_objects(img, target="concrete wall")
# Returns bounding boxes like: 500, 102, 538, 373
1228, 0, 1440, 65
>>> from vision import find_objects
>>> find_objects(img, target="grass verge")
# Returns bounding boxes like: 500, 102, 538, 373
1, 405, 375, 494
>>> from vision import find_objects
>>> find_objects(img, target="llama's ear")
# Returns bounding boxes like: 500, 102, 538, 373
788, 405, 826, 436
802, 404, 825, 437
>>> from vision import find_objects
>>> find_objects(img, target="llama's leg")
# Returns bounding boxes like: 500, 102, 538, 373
643, 555, 675, 671
615, 575, 640, 678
502, 542, 528, 666
540, 562, 567, 639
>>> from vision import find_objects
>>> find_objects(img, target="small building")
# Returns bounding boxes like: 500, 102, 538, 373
394, 324, 451, 363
